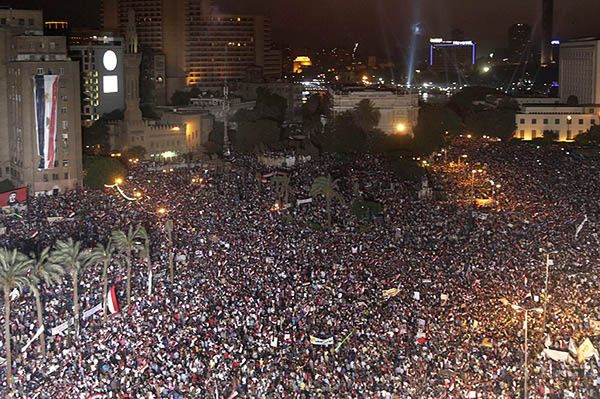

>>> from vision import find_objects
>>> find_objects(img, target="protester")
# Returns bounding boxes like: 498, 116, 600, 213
0, 137, 598, 398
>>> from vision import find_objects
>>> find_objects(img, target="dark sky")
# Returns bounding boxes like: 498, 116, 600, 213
6, 0, 600, 54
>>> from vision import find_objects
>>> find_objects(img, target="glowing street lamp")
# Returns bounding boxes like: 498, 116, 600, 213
157, 208, 167, 215
115, 177, 123, 185
396, 122, 407, 133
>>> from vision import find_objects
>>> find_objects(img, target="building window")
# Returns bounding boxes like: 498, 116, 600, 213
43, 174, 48, 182
592, 119, 596, 125
532, 130, 537, 138
0, 18, 6, 25
567, 119, 572, 125
52, 173, 59, 181
61, 107, 67, 114
579, 119, 584, 125
62, 160, 69, 167
543, 119, 548, 124
28, 18, 34, 26
520, 118, 525, 124
18, 18, 24, 26
36, 68, 44, 75
531, 119, 537, 124
567, 130, 572, 140
519, 130, 525, 138
64, 172, 69, 180
555, 118, 559, 124
62, 95, 68, 101
59, 67, 64, 75
62, 121, 68, 130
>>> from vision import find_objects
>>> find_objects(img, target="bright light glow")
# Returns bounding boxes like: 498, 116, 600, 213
396, 122, 407, 133
103, 75, 118, 93
103, 50, 117, 71
482, 66, 490, 73
114, 178, 123, 185
157, 208, 167, 215
161, 151, 177, 158
551, 40, 560, 45
134, 191, 142, 198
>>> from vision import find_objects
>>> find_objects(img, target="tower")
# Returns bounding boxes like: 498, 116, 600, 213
123, 8, 142, 121
541, 0, 554, 65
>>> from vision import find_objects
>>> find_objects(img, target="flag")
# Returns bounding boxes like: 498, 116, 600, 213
383, 288, 400, 298
542, 348, 575, 364
575, 215, 588, 239
33, 74, 60, 169
568, 338, 578, 357
577, 338, 599, 363
226, 390, 239, 399
107, 286, 119, 315
310, 336, 334, 346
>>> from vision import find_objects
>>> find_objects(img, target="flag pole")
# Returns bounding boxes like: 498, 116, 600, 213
334, 327, 356, 352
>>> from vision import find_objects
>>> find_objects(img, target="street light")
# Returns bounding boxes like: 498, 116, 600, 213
505, 302, 543, 399
114, 177, 123, 185
157, 208, 167, 215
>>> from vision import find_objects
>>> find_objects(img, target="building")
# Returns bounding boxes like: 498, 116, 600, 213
108, 10, 211, 158
101, 0, 282, 96
429, 38, 476, 75
0, 9, 83, 195
508, 23, 532, 62
331, 88, 419, 136
541, 0, 554, 65
68, 32, 125, 126
559, 39, 600, 104
515, 104, 599, 141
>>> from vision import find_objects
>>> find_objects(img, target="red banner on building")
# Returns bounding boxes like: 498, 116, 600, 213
0, 187, 27, 207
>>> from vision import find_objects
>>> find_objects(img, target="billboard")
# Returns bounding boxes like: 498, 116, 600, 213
0, 187, 27, 207
33, 75, 60, 170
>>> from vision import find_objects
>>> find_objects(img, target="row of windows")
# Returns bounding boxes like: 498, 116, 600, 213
519, 118, 596, 125
0, 17, 35, 26
42, 173, 70, 182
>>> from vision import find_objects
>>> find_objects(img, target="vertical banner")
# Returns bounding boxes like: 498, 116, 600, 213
33, 74, 60, 170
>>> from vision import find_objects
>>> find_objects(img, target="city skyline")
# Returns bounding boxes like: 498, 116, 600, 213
7, 0, 600, 55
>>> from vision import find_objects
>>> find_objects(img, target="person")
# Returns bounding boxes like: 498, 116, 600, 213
7, 191, 17, 206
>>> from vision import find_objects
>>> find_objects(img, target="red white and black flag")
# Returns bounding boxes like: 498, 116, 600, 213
107, 286, 120, 315
33, 74, 59, 170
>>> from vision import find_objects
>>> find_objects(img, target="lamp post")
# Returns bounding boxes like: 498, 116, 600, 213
508, 303, 543, 399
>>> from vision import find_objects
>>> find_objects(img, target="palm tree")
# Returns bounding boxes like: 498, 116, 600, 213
112, 226, 143, 306
28, 247, 64, 356
49, 238, 93, 337
0, 248, 34, 387
310, 175, 343, 227
352, 99, 380, 132
271, 174, 291, 204
165, 219, 175, 283
89, 239, 114, 320
136, 225, 152, 294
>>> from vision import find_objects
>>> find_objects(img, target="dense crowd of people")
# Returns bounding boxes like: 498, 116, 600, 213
0, 137, 598, 398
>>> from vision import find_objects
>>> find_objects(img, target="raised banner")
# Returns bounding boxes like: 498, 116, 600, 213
296, 198, 313, 206
21, 326, 44, 353
51, 318, 73, 336
0, 187, 27, 207
33, 74, 60, 170
82, 303, 102, 320
310, 336, 334, 346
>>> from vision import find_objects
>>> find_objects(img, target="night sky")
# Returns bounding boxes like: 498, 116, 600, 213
5, 0, 600, 55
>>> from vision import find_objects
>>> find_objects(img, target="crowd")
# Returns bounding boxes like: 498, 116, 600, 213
0, 137, 598, 398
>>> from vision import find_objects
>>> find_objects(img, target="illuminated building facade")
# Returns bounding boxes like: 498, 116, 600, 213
515, 105, 599, 141
101, 0, 281, 95
0, 9, 83, 194
331, 88, 419, 136
559, 39, 600, 105
68, 33, 125, 126
429, 38, 476, 75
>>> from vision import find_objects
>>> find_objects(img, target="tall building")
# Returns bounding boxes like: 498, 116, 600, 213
0, 9, 83, 195
429, 38, 476, 75
559, 39, 600, 104
108, 10, 211, 158
508, 23, 532, 62
101, 0, 281, 96
68, 31, 125, 126
541, 0, 554, 65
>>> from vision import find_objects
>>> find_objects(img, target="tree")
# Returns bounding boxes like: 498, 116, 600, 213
83, 156, 127, 190
310, 175, 343, 227
575, 125, 600, 145
271, 174, 291, 204
234, 119, 281, 152
170, 87, 201, 106
123, 146, 147, 161
49, 238, 93, 337
463, 108, 516, 141
254, 88, 287, 123
412, 104, 461, 155
321, 111, 367, 153
112, 226, 143, 306
352, 99, 380, 132
136, 225, 152, 295
543, 130, 558, 145
89, 239, 115, 320
28, 247, 64, 356
0, 248, 33, 387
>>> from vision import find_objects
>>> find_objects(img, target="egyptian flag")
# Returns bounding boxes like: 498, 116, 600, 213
33, 75, 59, 170
107, 286, 120, 314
